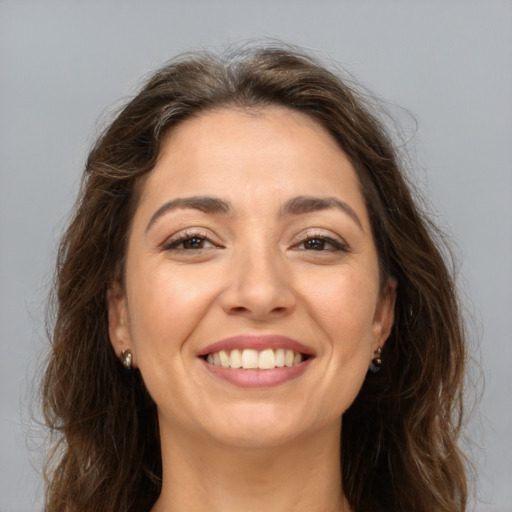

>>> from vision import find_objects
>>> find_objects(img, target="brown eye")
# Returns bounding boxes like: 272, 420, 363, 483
303, 238, 328, 250
295, 235, 347, 252
181, 237, 207, 249
163, 231, 216, 251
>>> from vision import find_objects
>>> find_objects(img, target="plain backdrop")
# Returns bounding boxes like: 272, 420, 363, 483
1, 1, 511, 511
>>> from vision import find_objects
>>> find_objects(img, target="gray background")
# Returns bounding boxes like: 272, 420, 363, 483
1, 1, 511, 511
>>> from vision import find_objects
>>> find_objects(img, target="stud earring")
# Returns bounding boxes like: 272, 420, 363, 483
120, 349, 133, 370
369, 346, 382, 373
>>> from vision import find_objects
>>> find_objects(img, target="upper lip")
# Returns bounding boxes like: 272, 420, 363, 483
197, 335, 315, 357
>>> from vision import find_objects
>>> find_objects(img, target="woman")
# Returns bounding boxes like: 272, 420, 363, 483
42, 43, 468, 511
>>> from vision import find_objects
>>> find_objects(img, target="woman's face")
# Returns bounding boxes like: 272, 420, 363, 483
108, 107, 395, 447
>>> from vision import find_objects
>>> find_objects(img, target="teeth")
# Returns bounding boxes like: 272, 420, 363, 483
206, 348, 306, 370
275, 348, 285, 367
241, 349, 258, 369
219, 350, 230, 368
285, 349, 294, 367
258, 349, 275, 369
230, 349, 242, 369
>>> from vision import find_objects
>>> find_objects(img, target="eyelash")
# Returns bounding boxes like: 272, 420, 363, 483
162, 230, 348, 253
293, 232, 349, 252
162, 230, 214, 251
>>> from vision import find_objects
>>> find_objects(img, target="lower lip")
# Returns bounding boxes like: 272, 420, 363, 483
200, 358, 312, 388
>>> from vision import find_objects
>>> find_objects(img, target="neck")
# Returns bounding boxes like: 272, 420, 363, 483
151, 419, 351, 512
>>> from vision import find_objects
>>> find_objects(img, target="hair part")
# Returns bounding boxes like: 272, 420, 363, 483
42, 42, 468, 512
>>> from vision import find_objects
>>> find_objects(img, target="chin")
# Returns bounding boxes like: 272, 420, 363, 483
203, 405, 315, 449
214, 426, 301, 450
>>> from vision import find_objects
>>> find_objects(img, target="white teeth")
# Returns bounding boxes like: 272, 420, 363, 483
258, 349, 275, 369
230, 349, 242, 368
275, 348, 285, 367
206, 348, 306, 370
219, 350, 230, 368
241, 349, 259, 369
285, 349, 294, 367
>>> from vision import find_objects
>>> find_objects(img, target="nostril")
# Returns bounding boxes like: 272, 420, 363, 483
231, 306, 248, 313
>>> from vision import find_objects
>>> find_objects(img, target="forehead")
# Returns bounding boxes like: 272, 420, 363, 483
136, 106, 368, 224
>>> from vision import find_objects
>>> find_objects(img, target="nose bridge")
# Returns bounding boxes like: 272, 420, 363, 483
222, 234, 294, 317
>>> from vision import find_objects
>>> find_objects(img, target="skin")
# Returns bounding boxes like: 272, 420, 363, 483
108, 107, 396, 512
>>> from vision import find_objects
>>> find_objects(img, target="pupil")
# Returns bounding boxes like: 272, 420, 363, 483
184, 238, 203, 249
306, 239, 324, 250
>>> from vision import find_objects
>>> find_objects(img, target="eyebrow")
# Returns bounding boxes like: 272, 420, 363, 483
282, 195, 364, 231
145, 194, 364, 233
145, 196, 231, 232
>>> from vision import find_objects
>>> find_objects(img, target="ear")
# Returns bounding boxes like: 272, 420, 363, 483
107, 280, 136, 366
372, 277, 397, 351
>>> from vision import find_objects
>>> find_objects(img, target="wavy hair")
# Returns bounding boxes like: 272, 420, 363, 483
42, 43, 468, 511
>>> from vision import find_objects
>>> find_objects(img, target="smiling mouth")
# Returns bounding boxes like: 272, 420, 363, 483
203, 348, 309, 370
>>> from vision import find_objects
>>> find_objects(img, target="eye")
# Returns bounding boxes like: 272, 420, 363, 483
293, 233, 348, 252
162, 231, 217, 251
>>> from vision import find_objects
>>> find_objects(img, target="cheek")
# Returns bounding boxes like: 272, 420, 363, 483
125, 263, 221, 419
309, 270, 378, 374
325, 278, 377, 394
306, 269, 379, 342
126, 263, 217, 359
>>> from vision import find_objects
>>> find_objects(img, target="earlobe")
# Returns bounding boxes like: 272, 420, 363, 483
107, 281, 134, 362
372, 277, 397, 349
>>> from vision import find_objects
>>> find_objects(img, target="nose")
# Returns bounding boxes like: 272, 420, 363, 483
220, 248, 296, 320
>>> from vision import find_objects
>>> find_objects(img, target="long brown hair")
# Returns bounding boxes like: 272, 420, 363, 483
42, 43, 468, 511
